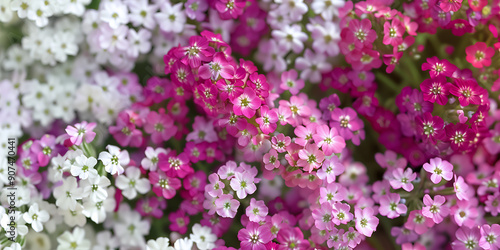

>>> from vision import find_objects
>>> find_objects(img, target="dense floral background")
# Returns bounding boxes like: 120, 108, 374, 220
0, 0, 500, 249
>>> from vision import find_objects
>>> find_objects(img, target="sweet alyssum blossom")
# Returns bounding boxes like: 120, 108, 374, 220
23, 203, 50, 232
98, 145, 130, 175
423, 157, 454, 184
115, 166, 151, 200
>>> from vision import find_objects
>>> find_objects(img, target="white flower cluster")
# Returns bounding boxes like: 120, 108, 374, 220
4, 0, 91, 26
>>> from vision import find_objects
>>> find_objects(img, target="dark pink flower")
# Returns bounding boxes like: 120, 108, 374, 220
149, 170, 181, 199
420, 76, 449, 105
448, 78, 484, 106
232, 87, 262, 118
438, 0, 463, 12
144, 110, 177, 144
169, 210, 190, 234
421, 57, 457, 78
466, 42, 495, 68
238, 222, 272, 250
215, 0, 246, 20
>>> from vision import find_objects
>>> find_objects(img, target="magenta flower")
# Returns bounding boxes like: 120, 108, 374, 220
439, 0, 463, 12
238, 222, 272, 250
215, 0, 246, 20
215, 194, 240, 218
485, 194, 500, 216
168, 210, 190, 234
345, 18, 377, 49
149, 170, 181, 199
178, 36, 214, 68
448, 78, 484, 106
297, 144, 325, 172
421, 57, 457, 78
420, 76, 449, 105
144, 110, 177, 144
383, 18, 405, 46
158, 152, 193, 178
65, 121, 96, 146
255, 106, 278, 134
422, 194, 449, 223
232, 87, 261, 118
445, 123, 474, 151
271, 134, 291, 153
453, 175, 470, 201
354, 207, 379, 237
294, 123, 318, 147
423, 157, 454, 184
109, 111, 143, 147
30, 134, 57, 167
416, 112, 445, 143
313, 125, 346, 156
277, 227, 310, 250
379, 193, 407, 219
245, 198, 268, 223
330, 107, 364, 141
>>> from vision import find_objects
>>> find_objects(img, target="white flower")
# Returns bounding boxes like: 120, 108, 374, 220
71, 155, 98, 180
308, 21, 341, 57
62, 0, 91, 16
82, 195, 115, 223
53, 177, 83, 210
93, 231, 120, 250
146, 237, 174, 250
23, 203, 50, 232
26, 231, 52, 250
311, 0, 345, 20
257, 39, 287, 73
26, 1, 52, 27
267, 7, 292, 30
57, 227, 91, 250
127, 28, 152, 58
295, 49, 332, 83
2, 45, 33, 71
190, 224, 216, 250
10, 0, 31, 18
99, 145, 130, 175
277, 0, 308, 22
0, 0, 14, 22
174, 238, 194, 250
1, 210, 29, 238
141, 147, 168, 172
155, 3, 186, 33
99, 1, 129, 29
4, 243, 22, 250
115, 166, 150, 200
127, 0, 158, 29
271, 24, 308, 54
52, 31, 79, 62
62, 204, 87, 227
81, 175, 110, 202
113, 207, 150, 247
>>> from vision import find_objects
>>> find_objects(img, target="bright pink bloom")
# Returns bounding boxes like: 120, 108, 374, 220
179, 36, 214, 68
454, 175, 470, 201
330, 107, 364, 141
144, 110, 177, 144
313, 125, 346, 156
238, 222, 272, 250
466, 42, 495, 68
354, 207, 379, 237
215, 0, 246, 20
294, 123, 318, 147
423, 157, 454, 184
255, 106, 278, 134
232, 87, 261, 118
485, 194, 500, 216
65, 121, 96, 146
383, 18, 405, 46
30, 134, 57, 167
344, 18, 377, 49
445, 123, 474, 151
312, 203, 334, 230
422, 194, 450, 223
316, 156, 345, 183
420, 76, 449, 105
439, 0, 463, 12
452, 199, 478, 227
271, 134, 291, 153
416, 112, 445, 142
421, 57, 457, 78
246, 198, 268, 223
149, 170, 181, 199
215, 194, 240, 218
277, 227, 310, 250
448, 78, 485, 106
297, 144, 325, 172
320, 183, 347, 204
379, 193, 407, 219
109, 112, 143, 147
158, 152, 193, 178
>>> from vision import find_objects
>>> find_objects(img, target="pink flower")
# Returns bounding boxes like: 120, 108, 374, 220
294, 123, 318, 147
479, 224, 500, 249
452, 199, 478, 227
316, 156, 345, 183
186, 116, 218, 143
421, 57, 457, 78
404, 210, 435, 235
330, 107, 364, 141
344, 18, 377, 49
485, 194, 500, 216
109, 112, 143, 147
445, 123, 474, 151
452, 227, 481, 250
230, 171, 257, 199
149, 170, 181, 199
466, 42, 495, 68
312, 125, 346, 156
423, 157, 454, 184
144, 110, 177, 144
312, 203, 335, 230
232, 87, 261, 118
255, 106, 278, 134
389, 168, 416, 192
383, 18, 405, 46
271, 134, 291, 153
246, 198, 268, 223
277, 227, 310, 249
280, 70, 304, 95
416, 112, 445, 143
448, 78, 485, 106
65, 121, 96, 146
439, 0, 463, 12
215, 194, 240, 218
179, 36, 214, 68
379, 193, 407, 219
354, 207, 379, 237
215, 0, 246, 20
422, 194, 449, 223
454, 175, 470, 201
30, 134, 57, 167
320, 183, 347, 204
169, 210, 190, 234
297, 144, 325, 172
263, 149, 280, 171
238, 222, 273, 250
158, 152, 193, 178
332, 203, 353, 225
375, 150, 407, 169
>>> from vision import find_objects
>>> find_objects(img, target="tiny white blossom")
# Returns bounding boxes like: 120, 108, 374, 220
115, 166, 150, 200
23, 203, 50, 232
53, 177, 83, 210
99, 145, 130, 175
71, 155, 98, 180
190, 224, 216, 250
57, 227, 91, 250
